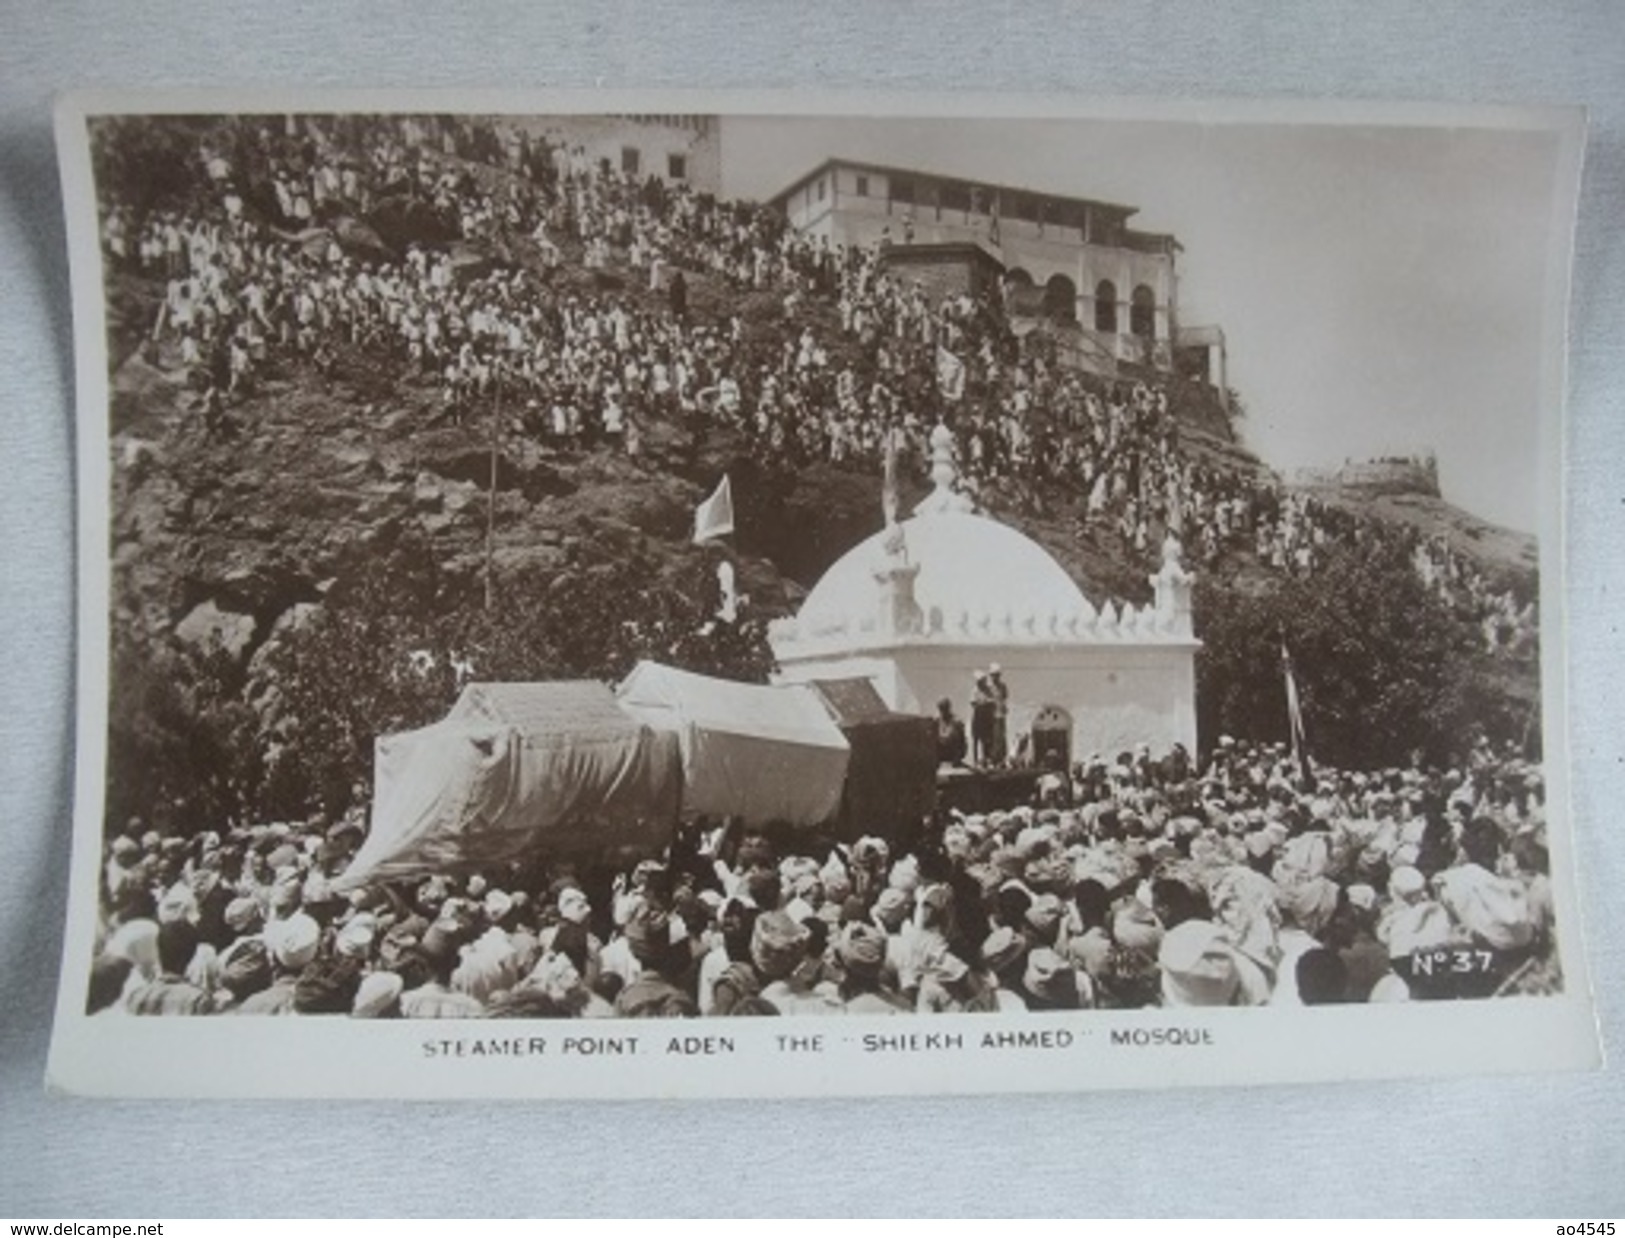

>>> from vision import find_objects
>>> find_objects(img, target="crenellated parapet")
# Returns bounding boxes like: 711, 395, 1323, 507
767, 585, 1195, 657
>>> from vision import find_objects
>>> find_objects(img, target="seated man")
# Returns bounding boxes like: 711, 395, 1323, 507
935, 697, 968, 767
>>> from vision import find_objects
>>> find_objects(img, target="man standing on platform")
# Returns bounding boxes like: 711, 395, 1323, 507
971, 671, 995, 767
989, 663, 1010, 766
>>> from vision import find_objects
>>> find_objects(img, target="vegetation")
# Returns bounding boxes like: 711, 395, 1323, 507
1194, 544, 1537, 770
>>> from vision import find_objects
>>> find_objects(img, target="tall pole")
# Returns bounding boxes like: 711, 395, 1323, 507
484, 360, 501, 612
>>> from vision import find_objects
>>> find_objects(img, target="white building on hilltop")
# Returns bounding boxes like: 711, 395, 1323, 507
767, 425, 1200, 766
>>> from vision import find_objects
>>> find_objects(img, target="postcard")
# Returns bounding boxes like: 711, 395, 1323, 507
48, 90, 1598, 1098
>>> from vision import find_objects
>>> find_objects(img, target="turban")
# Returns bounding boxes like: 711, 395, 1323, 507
1275, 832, 1332, 882
1382, 900, 1454, 959
888, 856, 921, 894
268, 913, 321, 972
452, 927, 522, 1002
294, 957, 361, 1014
219, 938, 272, 999
1158, 920, 1242, 1007
351, 970, 404, 1018
266, 844, 299, 871
106, 919, 161, 980
751, 910, 809, 982
156, 883, 199, 926
557, 886, 591, 925
224, 896, 263, 935
1023, 893, 1065, 941
1112, 902, 1165, 955
872, 888, 911, 932
981, 926, 1026, 975
268, 871, 303, 917
836, 923, 887, 975
919, 884, 953, 919
851, 836, 890, 870
819, 855, 852, 904
335, 914, 377, 960
1014, 826, 1054, 861
623, 904, 675, 966
483, 890, 513, 922
1023, 853, 1074, 894
1207, 866, 1283, 975
1436, 866, 1535, 951
1277, 875, 1340, 937
1388, 866, 1426, 902
782, 896, 817, 926
1023, 948, 1071, 1003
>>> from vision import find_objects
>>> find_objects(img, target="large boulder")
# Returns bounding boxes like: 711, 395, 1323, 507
174, 599, 257, 661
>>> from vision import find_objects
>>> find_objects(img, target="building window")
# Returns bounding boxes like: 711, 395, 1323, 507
1095, 281, 1118, 333
621, 146, 640, 176
667, 153, 686, 180
1131, 285, 1157, 339
939, 182, 971, 214
891, 177, 914, 205
855, 174, 869, 197
817, 177, 826, 201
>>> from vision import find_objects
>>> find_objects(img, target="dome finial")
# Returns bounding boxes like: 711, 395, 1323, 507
914, 422, 973, 516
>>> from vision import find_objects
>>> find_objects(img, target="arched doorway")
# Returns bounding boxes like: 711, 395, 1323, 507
1043, 273, 1077, 322
1131, 284, 1157, 339
1030, 704, 1073, 772
1004, 268, 1040, 317
1094, 280, 1118, 333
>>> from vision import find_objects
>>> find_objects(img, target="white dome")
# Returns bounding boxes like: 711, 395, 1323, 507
795, 511, 1092, 639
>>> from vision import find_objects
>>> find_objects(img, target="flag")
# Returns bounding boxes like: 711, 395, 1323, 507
881, 425, 900, 526
692, 475, 735, 545
1281, 641, 1309, 779
936, 344, 966, 402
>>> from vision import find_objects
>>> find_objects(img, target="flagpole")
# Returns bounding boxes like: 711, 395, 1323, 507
1280, 634, 1308, 781
484, 358, 501, 612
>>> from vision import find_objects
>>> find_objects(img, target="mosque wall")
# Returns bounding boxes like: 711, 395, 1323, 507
776, 642, 1199, 765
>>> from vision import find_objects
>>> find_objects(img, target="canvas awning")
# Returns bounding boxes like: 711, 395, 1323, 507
616, 661, 850, 828
333, 681, 680, 890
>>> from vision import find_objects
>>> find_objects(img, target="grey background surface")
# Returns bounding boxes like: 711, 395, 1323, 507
1, 0, 1621, 1217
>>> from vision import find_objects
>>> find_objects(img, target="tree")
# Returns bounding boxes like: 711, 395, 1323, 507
245, 531, 776, 821
1194, 543, 1532, 769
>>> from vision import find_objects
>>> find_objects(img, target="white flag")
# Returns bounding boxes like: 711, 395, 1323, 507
693, 475, 735, 545
936, 344, 966, 402
1282, 641, 1308, 777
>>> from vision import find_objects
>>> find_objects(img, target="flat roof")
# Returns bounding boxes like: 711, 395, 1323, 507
764, 155, 1145, 222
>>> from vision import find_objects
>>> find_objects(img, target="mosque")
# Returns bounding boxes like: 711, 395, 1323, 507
767, 425, 1200, 768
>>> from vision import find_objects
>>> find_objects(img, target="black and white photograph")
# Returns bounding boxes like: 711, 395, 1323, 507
47, 93, 1598, 1098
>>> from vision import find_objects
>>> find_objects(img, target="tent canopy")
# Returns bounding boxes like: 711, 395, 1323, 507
334, 681, 680, 890
616, 661, 850, 828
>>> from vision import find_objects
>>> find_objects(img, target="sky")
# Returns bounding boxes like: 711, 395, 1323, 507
718, 113, 1569, 534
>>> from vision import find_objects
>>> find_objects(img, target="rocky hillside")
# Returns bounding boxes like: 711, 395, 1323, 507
105, 271, 1538, 697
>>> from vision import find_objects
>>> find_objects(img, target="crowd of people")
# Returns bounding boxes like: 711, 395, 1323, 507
89, 118, 1557, 1012
98, 112, 1534, 653
89, 735, 1555, 1019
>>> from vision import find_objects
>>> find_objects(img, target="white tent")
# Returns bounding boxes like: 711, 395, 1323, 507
616, 661, 850, 828
333, 681, 680, 890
